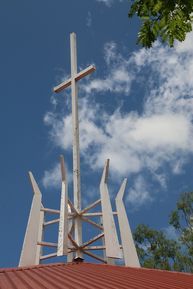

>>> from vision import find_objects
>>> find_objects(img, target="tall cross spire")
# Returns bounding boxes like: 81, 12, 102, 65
19, 33, 140, 268
54, 33, 95, 259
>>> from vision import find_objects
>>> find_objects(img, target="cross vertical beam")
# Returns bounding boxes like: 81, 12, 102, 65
70, 33, 82, 259
53, 33, 95, 260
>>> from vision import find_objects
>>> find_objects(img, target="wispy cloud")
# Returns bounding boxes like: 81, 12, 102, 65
42, 163, 62, 189
81, 42, 134, 95
42, 162, 72, 189
44, 32, 193, 206
95, 0, 123, 7
126, 176, 152, 207
86, 11, 92, 27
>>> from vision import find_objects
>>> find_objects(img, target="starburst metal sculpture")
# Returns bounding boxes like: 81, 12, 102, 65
19, 33, 140, 267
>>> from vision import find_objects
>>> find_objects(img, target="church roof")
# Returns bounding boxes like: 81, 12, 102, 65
0, 262, 192, 289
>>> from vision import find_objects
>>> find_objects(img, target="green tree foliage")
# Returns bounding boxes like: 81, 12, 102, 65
134, 192, 193, 272
128, 0, 193, 48
134, 224, 182, 271
169, 191, 193, 271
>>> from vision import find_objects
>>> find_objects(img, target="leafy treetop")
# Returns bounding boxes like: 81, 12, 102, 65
134, 192, 193, 272
128, 0, 193, 48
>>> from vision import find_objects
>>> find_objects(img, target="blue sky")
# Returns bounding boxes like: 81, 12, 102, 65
1, 0, 193, 267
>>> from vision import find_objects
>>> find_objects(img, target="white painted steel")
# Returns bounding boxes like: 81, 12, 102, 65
53, 33, 95, 260
80, 215, 103, 230
38, 241, 58, 248
81, 233, 104, 248
19, 172, 43, 266
57, 156, 69, 256
83, 212, 117, 217
83, 250, 106, 263
67, 223, 74, 262
83, 245, 106, 250
115, 178, 140, 267
67, 240, 74, 263
100, 159, 122, 259
100, 216, 115, 265
40, 253, 57, 260
80, 199, 101, 215
35, 207, 44, 264
41, 208, 60, 214
68, 233, 79, 249
53, 65, 95, 93
68, 199, 78, 215
70, 32, 82, 259
20, 33, 140, 267
44, 219, 60, 226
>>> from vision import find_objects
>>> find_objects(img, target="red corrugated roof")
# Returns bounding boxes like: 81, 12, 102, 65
0, 262, 192, 289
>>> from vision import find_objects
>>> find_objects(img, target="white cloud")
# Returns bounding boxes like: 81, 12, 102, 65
44, 112, 72, 150
151, 171, 167, 189
81, 42, 134, 95
95, 0, 123, 7
126, 176, 152, 207
130, 114, 191, 151
44, 32, 193, 205
42, 163, 61, 189
42, 162, 72, 189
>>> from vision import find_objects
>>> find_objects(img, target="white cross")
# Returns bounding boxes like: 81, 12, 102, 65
53, 32, 95, 259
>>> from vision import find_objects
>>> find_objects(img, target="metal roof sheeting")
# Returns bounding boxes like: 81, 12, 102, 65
0, 262, 193, 289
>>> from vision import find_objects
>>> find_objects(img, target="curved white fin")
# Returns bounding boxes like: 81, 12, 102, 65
116, 178, 140, 267
100, 159, 122, 259
57, 155, 68, 256
19, 172, 43, 266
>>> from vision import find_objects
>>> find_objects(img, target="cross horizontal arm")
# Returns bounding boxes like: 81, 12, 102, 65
53, 65, 96, 93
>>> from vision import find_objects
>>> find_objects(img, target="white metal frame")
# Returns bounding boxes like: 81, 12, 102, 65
19, 172, 44, 266
19, 33, 140, 268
